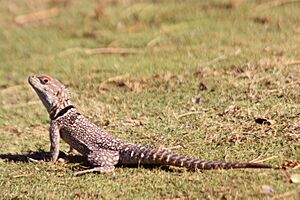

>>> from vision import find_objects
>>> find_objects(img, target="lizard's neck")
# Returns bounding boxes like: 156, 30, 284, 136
49, 100, 73, 120
50, 105, 75, 120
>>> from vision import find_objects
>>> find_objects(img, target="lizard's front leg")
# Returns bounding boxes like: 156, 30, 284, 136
50, 121, 60, 163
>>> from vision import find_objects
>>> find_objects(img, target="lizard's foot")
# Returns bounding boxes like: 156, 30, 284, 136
74, 166, 115, 176
67, 147, 76, 155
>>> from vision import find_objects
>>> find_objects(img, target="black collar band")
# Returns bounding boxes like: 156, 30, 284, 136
50, 105, 75, 120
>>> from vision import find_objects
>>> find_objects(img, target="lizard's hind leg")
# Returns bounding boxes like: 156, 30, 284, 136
74, 150, 119, 176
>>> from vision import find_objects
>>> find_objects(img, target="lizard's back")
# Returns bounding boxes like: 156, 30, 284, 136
56, 108, 129, 154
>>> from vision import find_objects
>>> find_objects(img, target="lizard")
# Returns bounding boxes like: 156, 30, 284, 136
28, 74, 273, 176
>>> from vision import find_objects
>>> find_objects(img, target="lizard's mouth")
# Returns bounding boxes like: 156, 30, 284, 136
28, 75, 53, 113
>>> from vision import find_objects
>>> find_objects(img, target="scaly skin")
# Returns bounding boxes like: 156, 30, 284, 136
28, 74, 272, 175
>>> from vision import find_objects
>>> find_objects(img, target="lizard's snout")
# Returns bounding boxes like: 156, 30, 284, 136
28, 75, 33, 83
28, 75, 38, 86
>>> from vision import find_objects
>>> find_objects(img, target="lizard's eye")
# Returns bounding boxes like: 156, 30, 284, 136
41, 78, 49, 84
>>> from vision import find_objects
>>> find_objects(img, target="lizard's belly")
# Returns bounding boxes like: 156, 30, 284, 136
60, 130, 91, 155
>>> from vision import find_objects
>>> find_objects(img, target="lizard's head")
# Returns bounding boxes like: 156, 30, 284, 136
28, 74, 71, 115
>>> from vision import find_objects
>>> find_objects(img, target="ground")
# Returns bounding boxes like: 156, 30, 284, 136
0, 0, 300, 199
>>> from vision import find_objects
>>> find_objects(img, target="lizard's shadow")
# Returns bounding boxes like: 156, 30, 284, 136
0, 150, 87, 164
0, 150, 176, 172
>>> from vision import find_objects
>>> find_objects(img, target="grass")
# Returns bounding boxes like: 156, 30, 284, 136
1, 0, 300, 199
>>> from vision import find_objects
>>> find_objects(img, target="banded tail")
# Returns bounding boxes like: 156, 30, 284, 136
119, 145, 273, 170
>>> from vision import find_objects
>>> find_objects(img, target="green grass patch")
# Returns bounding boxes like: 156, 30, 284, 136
1, 0, 300, 199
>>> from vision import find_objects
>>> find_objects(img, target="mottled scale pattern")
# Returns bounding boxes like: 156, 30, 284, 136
53, 108, 272, 171
28, 74, 273, 175
56, 108, 128, 153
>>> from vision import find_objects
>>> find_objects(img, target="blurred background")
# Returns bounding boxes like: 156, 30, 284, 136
1, 0, 299, 81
